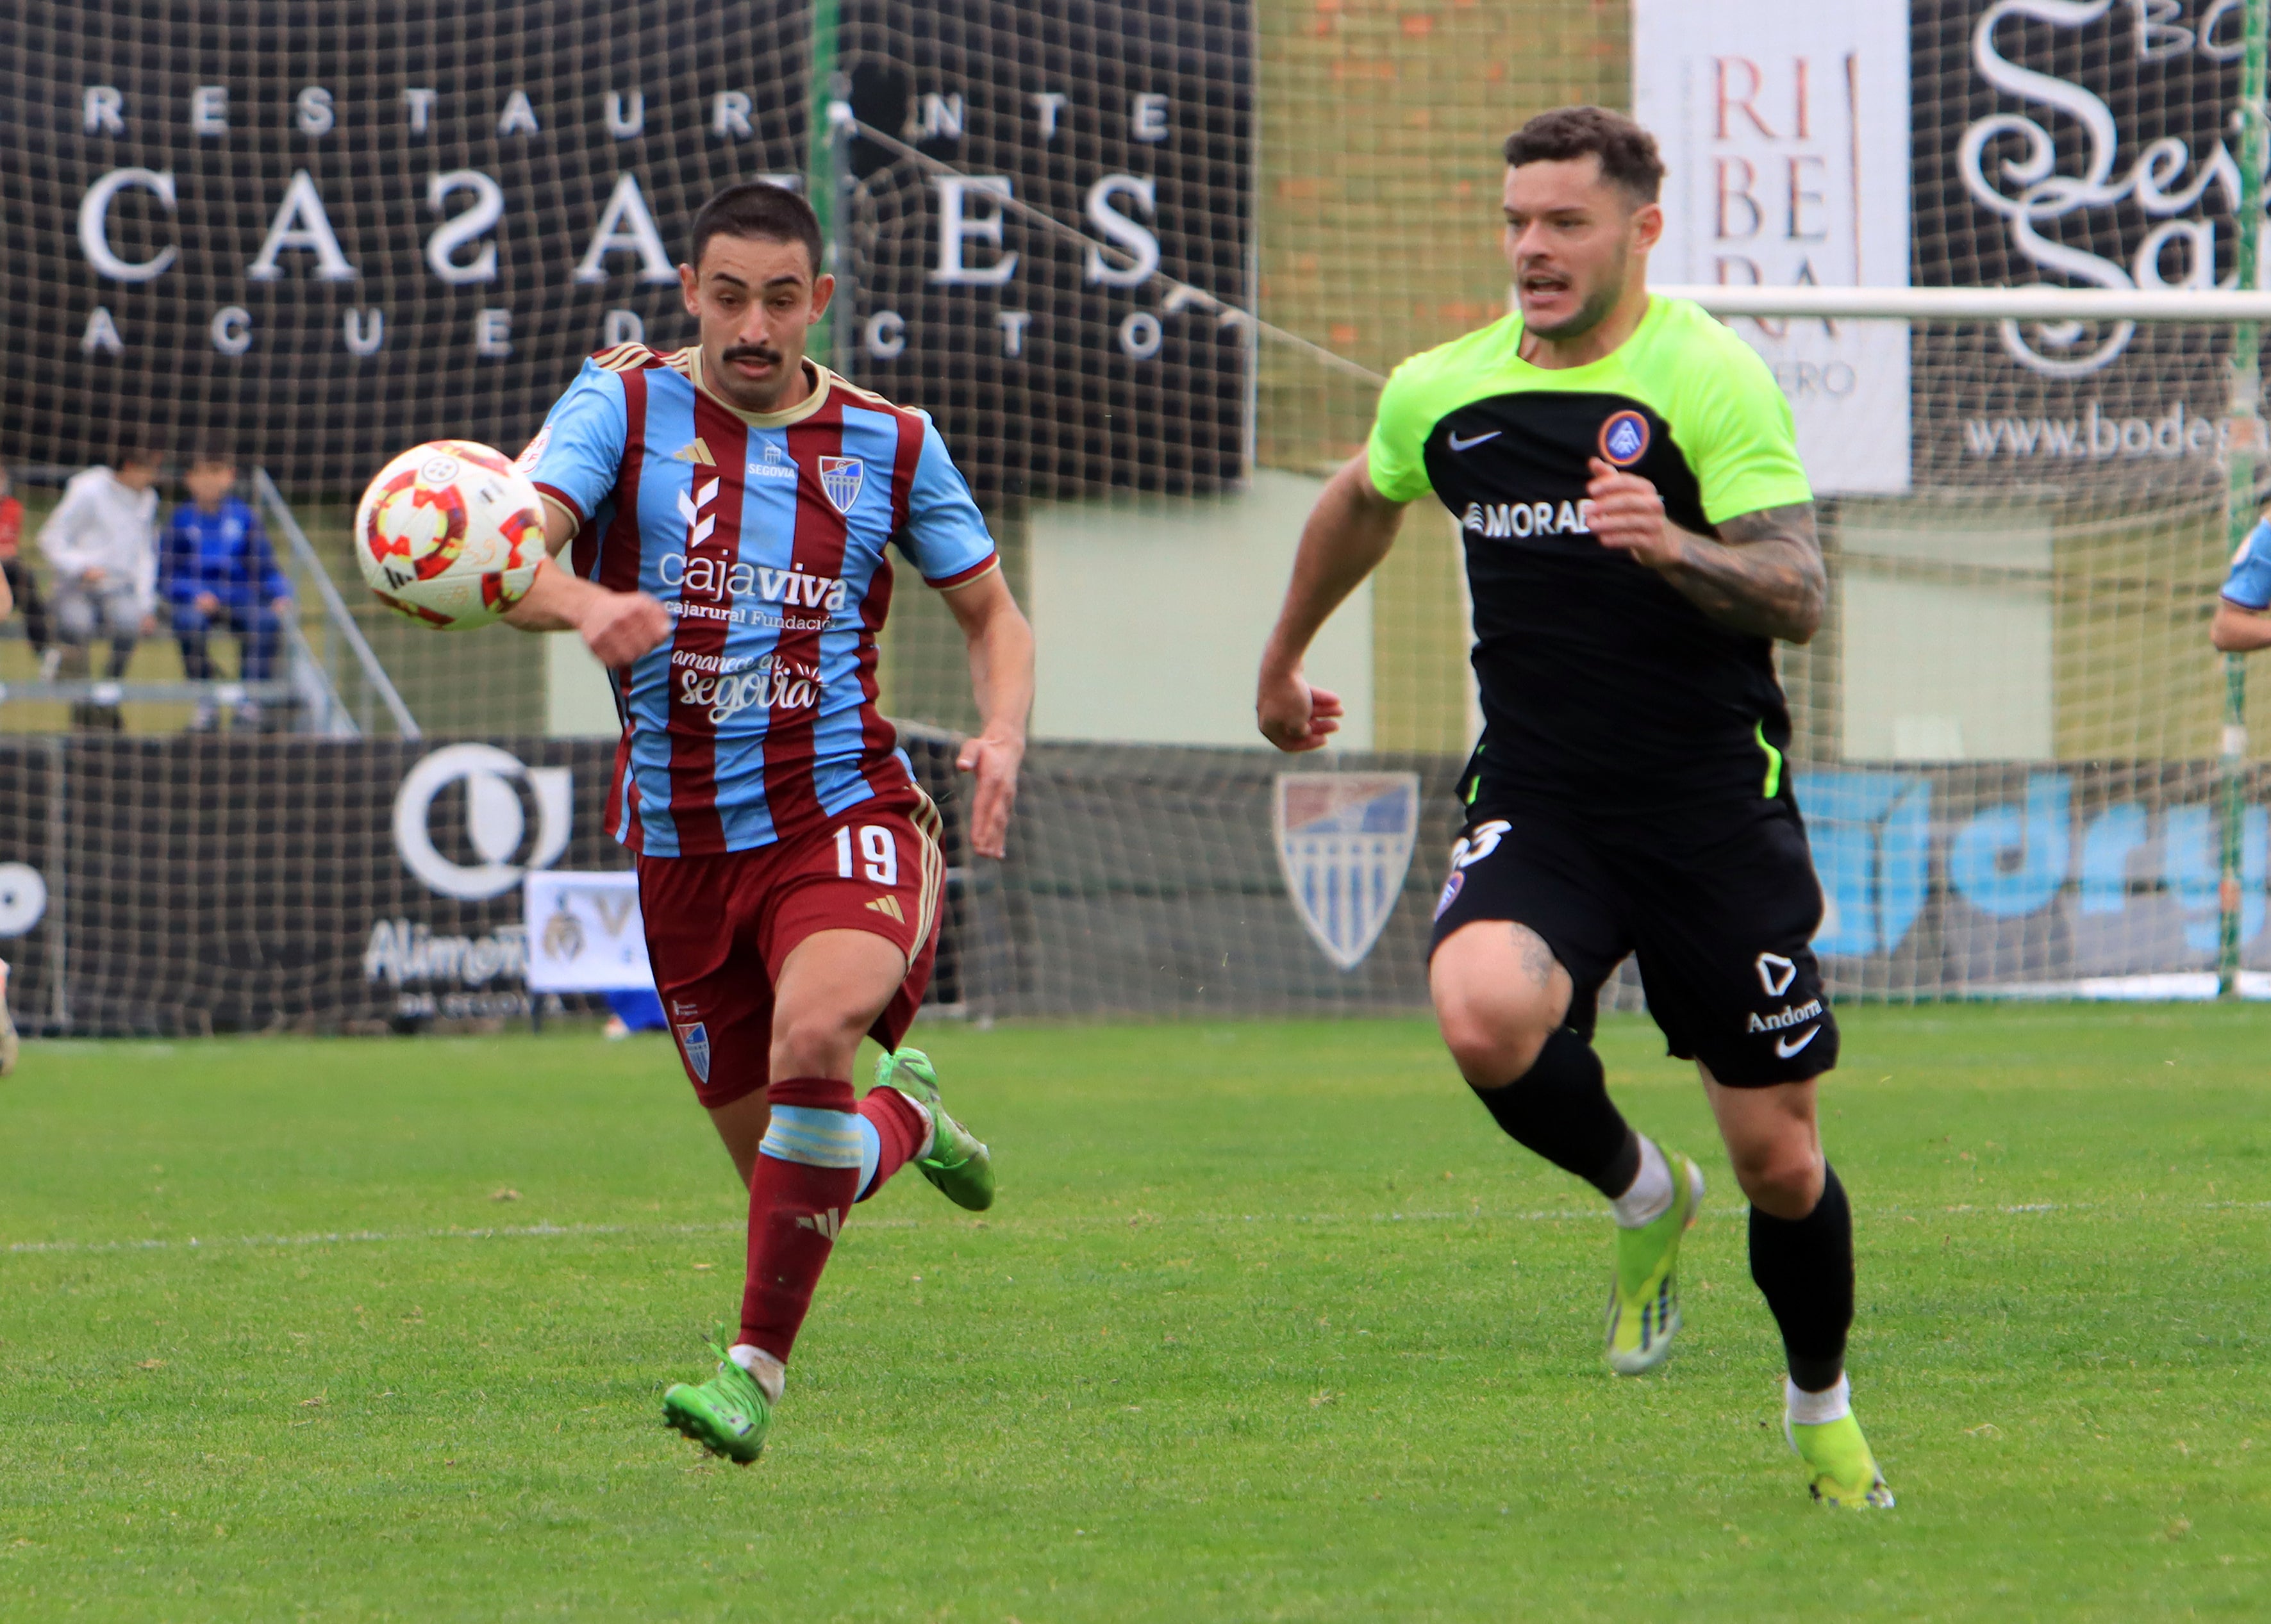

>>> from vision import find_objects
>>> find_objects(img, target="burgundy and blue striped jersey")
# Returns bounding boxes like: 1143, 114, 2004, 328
522, 344, 999, 856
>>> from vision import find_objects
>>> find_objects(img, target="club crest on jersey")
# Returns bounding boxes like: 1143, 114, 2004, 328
1598, 410, 1650, 467
817, 455, 865, 513
1273, 772, 1420, 970
675, 1020, 711, 1083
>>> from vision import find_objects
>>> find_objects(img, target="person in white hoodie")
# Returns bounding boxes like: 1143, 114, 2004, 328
41, 446, 162, 687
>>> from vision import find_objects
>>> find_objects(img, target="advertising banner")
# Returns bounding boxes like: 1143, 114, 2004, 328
1912, 0, 2259, 484
3, 738, 2270, 1034
1632, 0, 1912, 494
1801, 763, 2271, 995
524, 870, 653, 994
0, 1, 1251, 501
0, 734, 967, 1036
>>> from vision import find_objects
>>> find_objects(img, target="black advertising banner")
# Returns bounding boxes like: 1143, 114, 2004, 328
0, 3, 809, 492
835, 4, 1254, 499
1913, 0, 2258, 485
0, 734, 969, 1037
0, 2, 1250, 501
6, 738, 2271, 1034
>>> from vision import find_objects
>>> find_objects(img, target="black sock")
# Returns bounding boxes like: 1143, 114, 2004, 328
1468, 1027, 1640, 1199
1748, 1163, 1854, 1393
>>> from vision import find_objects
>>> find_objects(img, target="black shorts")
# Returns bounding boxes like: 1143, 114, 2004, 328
1427, 795, 1837, 1086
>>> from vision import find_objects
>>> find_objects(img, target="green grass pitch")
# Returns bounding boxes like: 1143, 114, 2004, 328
1, 1005, 2266, 1620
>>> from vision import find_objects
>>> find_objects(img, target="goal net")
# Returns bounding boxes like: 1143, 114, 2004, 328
2, 0, 2269, 1032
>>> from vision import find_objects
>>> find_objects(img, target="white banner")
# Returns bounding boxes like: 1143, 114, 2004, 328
523, 870, 653, 994
1633, 0, 1911, 495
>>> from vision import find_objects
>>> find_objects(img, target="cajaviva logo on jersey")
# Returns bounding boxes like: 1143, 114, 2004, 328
658, 550, 850, 622
660, 474, 850, 627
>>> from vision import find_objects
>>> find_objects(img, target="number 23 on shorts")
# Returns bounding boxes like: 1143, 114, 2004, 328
833, 823, 900, 886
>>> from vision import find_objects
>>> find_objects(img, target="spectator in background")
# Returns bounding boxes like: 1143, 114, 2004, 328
0, 465, 35, 658
163, 448, 294, 732
42, 446, 160, 725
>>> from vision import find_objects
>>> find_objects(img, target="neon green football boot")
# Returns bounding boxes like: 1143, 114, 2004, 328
1788, 1408, 1895, 1509
874, 1047, 995, 1211
661, 1339, 772, 1465
1604, 1150, 1705, 1375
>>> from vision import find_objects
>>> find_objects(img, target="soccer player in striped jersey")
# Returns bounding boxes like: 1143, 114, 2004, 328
501, 181, 1035, 1464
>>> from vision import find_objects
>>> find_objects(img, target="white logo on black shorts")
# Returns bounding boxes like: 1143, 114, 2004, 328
1755, 952, 1797, 997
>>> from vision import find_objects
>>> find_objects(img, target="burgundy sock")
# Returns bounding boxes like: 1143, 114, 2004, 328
738, 1075, 860, 1362
854, 1086, 930, 1202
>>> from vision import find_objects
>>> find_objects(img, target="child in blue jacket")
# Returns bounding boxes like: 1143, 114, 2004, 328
162, 449, 294, 730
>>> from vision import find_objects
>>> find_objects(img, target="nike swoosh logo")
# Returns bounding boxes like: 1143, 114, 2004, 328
1446, 429, 1501, 451
1774, 1026, 1821, 1059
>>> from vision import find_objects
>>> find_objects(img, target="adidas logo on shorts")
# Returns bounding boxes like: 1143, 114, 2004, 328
865, 895, 905, 923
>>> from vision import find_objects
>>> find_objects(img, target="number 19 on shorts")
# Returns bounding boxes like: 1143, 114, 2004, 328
833, 824, 899, 886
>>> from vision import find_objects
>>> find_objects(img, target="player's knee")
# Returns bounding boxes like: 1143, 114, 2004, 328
1431, 982, 1557, 1086
769, 1001, 870, 1080
1730, 1140, 1824, 1218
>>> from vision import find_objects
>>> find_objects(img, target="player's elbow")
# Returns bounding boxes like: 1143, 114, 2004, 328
2210, 605, 2251, 652
1779, 584, 1825, 645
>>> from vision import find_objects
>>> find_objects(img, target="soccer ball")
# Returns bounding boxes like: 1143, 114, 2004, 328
354, 440, 546, 629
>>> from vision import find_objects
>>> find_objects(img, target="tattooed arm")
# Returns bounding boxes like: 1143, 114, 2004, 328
1581, 456, 1826, 643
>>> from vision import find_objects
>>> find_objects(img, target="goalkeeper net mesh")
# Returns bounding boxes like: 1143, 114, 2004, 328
0, 0, 2265, 1032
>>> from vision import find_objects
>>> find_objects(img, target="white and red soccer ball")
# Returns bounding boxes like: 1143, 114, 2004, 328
354, 440, 545, 629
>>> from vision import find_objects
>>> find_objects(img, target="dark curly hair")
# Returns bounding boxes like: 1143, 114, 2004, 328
690, 181, 824, 277
1503, 106, 1665, 203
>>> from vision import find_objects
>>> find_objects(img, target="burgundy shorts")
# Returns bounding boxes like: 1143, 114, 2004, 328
637, 786, 945, 1109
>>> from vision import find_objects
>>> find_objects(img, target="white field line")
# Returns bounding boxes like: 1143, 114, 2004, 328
6, 1200, 2268, 1258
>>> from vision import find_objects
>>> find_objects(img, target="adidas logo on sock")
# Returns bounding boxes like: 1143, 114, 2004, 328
864, 895, 904, 923
795, 1207, 844, 1241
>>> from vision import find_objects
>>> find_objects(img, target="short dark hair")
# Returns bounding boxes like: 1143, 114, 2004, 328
187, 443, 237, 470
115, 443, 163, 471
1503, 106, 1665, 203
689, 181, 824, 278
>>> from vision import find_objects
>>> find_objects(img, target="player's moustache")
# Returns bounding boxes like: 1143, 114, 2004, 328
722, 344, 783, 367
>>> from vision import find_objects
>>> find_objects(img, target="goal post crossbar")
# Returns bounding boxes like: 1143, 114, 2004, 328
1654, 285, 2271, 322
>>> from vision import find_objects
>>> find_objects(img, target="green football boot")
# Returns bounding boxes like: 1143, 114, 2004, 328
661, 1340, 772, 1465
1604, 1149, 1705, 1375
1788, 1409, 1895, 1509
874, 1047, 995, 1211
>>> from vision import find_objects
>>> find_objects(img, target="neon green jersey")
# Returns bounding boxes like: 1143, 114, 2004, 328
1366, 296, 1812, 813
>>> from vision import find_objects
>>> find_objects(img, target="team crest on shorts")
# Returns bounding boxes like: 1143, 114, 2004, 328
675, 1020, 711, 1084
1273, 772, 1420, 970
817, 456, 865, 513
1598, 410, 1650, 467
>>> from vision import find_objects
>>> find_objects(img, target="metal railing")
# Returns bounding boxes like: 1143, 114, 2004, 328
251, 468, 420, 738
0, 463, 419, 736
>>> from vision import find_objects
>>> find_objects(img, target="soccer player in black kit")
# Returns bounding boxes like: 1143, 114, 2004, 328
1257, 106, 1891, 1509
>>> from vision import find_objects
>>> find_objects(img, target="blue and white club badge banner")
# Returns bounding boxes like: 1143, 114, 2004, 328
1273, 772, 1420, 971
523, 870, 653, 994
